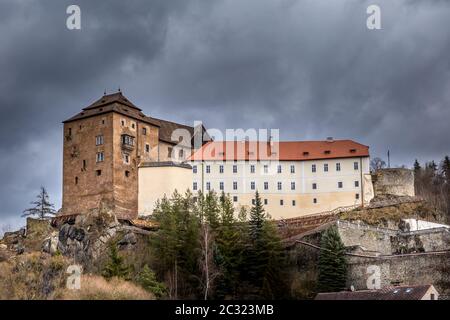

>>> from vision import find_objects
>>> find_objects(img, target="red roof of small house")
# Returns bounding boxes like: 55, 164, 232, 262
189, 140, 369, 161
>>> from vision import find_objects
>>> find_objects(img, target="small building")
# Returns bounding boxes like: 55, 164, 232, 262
138, 161, 193, 215
315, 285, 439, 300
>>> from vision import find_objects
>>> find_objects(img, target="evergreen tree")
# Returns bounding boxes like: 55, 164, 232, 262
102, 244, 131, 280
22, 186, 56, 220
138, 264, 167, 299
152, 191, 201, 299
203, 191, 221, 230
249, 191, 266, 243
317, 226, 347, 293
243, 191, 287, 299
413, 159, 421, 174
441, 156, 450, 184
214, 192, 244, 298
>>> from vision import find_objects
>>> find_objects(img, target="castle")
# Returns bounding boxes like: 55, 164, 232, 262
62, 91, 208, 220
62, 92, 378, 221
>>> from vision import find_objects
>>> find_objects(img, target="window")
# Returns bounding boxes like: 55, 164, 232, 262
431, 294, 435, 300
264, 165, 268, 174
324, 163, 328, 172
121, 134, 134, 146
96, 170, 102, 176
312, 183, 317, 190
125, 170, 130, 177
96, 135, 104, 146
312, 164, 316, 173
68, 128, 72, 136
354, 161, 359, 170
290, 165, 295, 173
220, 182, 224, 190
338, 181, 343, 188
219, 165, 224, 173
233, 181, 238, 190
102, 119, 105, 125
82, 160, 87, 170
121, 120, 125, 126
250, 165, 255, 173
313, 198, 317, 204
206, 182, 211, 191
206, 165, 211, 173
193, 166, 197, 174
142, 127, 147, 135
280, 199, 284, 206
291, 182, 296, 190
233, 196, 238, 202
123, 154, 130, 164
168, 147, 173, 158
336, 163, 341, 171
355, 193, 360, 200
96, 152, 104, 162
264, 199, 268, 205
277, 165, 282, 173
264, 182, 269, 190
145, 144, 150, 153
277, 182, 282, 190
251, 181, 256, 190
179, 149, 184, 159
193, 182, 197, 191
75, 177, 78, 185
292, 200, 296, 206
355, 181, 359, 188
233, 165, 237, 173
131, 122, 135, 129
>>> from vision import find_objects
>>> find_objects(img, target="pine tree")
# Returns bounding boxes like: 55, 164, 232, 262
441, 156, 450, 184
214, 192, 244, 298
413, 159, 421, 174
138, 265, 167, 299
243, 191, 287, 299
317, 226, 347, 293
102, 244, 131, 280
249, 191, 266, 243
22, 186, 56, 220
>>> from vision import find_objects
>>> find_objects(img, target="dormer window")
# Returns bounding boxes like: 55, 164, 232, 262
303, 151, 309, 156
350, 149, 357, 153
324, 150, 331, 154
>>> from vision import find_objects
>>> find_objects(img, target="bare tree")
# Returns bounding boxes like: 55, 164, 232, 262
199, 222, 221, 300
22, 186, 56, 220
370, 157, 386, 172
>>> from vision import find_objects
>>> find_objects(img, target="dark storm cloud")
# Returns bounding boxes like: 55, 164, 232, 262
0, 0, 449, 230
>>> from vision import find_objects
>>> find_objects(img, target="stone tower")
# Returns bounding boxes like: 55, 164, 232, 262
62, 92, 162, 219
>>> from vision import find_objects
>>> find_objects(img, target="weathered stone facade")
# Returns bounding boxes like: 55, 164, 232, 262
62, 92, 206, 219
372, 168, 415, 198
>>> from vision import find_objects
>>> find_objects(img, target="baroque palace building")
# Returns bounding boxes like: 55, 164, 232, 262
62, 92, 373, 221
189, 140, 374, 219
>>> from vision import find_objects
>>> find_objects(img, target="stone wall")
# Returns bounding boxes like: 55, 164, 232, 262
337, 220, 394, 255
337, 220, 450, 255
371, 168, 415, 197
347, 253, 450, 296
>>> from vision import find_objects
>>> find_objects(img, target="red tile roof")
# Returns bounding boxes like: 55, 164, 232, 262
189, 140, 369, 161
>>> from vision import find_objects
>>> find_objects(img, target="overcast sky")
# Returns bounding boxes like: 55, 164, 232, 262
1, 0, 449, 231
